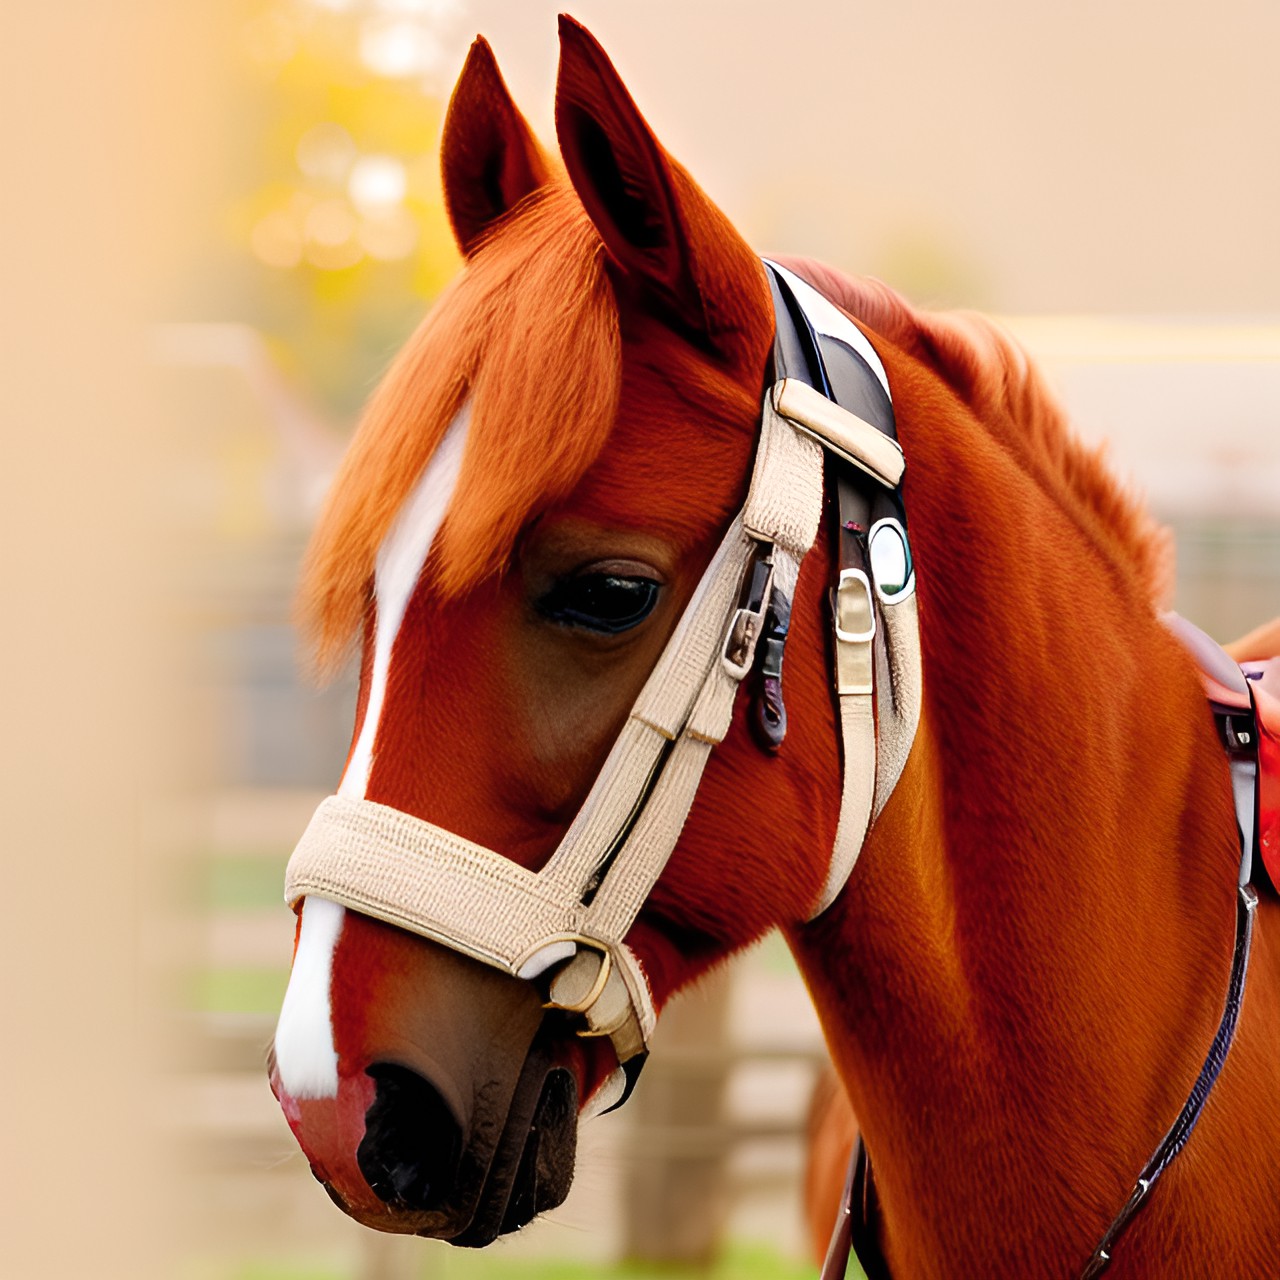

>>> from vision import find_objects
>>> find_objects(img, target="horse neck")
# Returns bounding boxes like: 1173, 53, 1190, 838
786, 345, 1245, 1274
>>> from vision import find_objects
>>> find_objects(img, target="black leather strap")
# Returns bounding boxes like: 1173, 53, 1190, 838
820, 1135, 891, 1280
1078, 881, 1259, 1279
765, 264, 896, 438
759, 263, 906, 756
789, 261, 1264, 1280
821, 873, 1258, 1280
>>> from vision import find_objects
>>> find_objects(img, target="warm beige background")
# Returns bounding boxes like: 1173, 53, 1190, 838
444, 0, 1280, 313
1, 3, 1274, 1276
0, 5, 228, 1276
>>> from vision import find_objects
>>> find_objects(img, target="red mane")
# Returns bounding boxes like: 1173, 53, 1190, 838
299, 180, 620, 673
303, 234, 1174, 678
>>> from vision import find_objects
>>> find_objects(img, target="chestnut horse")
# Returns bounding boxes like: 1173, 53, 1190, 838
270, 18, 1280, 1278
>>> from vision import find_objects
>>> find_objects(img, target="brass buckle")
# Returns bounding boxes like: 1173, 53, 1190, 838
540, 939, 613, 1015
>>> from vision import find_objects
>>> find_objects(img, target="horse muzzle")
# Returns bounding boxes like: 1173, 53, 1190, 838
269, 911, 583, 1243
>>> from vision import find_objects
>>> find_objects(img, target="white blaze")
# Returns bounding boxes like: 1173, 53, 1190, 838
339, 405, 470, 800
275, 407, 470, 1098
273, 896, 346, 1099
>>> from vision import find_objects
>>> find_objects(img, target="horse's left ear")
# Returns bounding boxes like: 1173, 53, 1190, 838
442, 36, 551, 257
554, 15, 766, 360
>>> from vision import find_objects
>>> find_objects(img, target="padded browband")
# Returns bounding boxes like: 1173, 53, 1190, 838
285, 260, 923, 1067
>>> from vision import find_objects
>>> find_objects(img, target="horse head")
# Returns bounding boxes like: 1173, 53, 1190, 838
270, 19, 849, 1242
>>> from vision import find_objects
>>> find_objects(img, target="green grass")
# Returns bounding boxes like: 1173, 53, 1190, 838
222, 1243, 819, 1280
205, 853, 289, 909
192, 965, 288, 1014
437, 1243, 816, 1280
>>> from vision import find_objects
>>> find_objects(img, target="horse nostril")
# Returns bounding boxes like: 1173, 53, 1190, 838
357, 1063, 463, 1212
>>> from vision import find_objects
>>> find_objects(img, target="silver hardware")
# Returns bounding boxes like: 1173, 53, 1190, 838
867, 517, 915, 601
834, 568, 876, 643
722, 554, 776, 679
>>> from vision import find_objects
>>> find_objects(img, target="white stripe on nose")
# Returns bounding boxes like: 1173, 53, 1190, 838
274, 896, 346, 1099
339, 405, 470, 801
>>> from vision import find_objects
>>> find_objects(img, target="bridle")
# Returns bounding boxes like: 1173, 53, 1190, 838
284, 258, 1271, 1273
284, 259, 922, 1105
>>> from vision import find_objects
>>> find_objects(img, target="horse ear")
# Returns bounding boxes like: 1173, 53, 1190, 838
554, 15, 765, 353
442, 37, 551, 257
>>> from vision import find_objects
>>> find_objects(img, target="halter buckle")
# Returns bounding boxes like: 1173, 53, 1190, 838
542, 939, 613, 1015
834, 569, 876, 644
722, 549, 776, 680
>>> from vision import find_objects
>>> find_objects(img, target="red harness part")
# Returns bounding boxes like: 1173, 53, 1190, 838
1245, 660, 1279, 886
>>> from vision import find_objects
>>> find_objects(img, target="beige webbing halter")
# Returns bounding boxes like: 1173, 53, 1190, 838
285, 262, 922, 1072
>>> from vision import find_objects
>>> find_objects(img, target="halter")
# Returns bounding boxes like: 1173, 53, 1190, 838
284, 260, 923, 1100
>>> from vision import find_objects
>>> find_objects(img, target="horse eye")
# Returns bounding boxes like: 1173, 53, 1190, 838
538, 574, 661, 635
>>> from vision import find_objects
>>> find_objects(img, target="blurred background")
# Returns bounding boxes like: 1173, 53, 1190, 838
3, 2, 1276, 1278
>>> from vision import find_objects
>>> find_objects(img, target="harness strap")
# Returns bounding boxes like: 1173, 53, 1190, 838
286, 260, 923, 1078
1080, 882, 1258, 1279
822, 470, 879, 915
287, 366, 833, 1066
765, 262, 922, 917
820, 1134, 890, 1280
819, 623, 1268, 1280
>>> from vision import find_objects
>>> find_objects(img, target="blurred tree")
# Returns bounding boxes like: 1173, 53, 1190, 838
195, 0, 465, 421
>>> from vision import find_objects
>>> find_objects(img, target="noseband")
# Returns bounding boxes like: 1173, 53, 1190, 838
284, 260, 922, 1100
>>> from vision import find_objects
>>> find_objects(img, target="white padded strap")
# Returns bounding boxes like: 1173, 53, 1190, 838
873, 590, 922, 817
818, 695, 876, 916
812, 561, 877, 916
808, 577, 922, 917
773, 378, 904, 487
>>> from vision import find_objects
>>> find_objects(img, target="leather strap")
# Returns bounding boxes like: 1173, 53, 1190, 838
822, 882, 1260, 1280
820, 1135, 891, 1280
766, 261, 921, 918
1079, 881, 1258, 1278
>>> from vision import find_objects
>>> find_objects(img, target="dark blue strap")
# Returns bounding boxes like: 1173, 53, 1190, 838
1079, 882, 1259, 1279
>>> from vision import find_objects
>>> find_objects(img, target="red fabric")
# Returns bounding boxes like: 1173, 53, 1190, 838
1247, 661, 1280, 886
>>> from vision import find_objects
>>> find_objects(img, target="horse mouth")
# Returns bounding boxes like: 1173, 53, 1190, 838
324, 1057, 579, 1244
271, 1024, 582, 1245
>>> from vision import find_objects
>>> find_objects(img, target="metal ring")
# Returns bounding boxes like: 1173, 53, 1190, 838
867, 517, 916, 604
